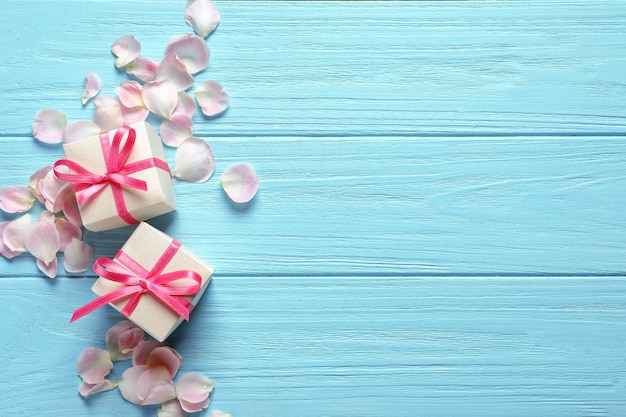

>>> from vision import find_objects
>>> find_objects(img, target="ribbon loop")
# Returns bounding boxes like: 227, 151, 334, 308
53, 125, 171, 226
71, 239, 202, 323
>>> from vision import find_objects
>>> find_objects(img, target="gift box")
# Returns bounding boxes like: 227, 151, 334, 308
72, 222, 214, 342
54, 122, 177, 232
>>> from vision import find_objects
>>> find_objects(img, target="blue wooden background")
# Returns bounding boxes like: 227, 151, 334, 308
1, 1, 626, 416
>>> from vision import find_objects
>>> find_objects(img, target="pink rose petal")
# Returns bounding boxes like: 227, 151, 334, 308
173, 137, 215, 183
119, 365, 176, 405
32, 109, 67, 144
143, 80, 179, 120
25, 219, 60, 266
160, 114, 193, 147
55, 217, 82, 251
82, 72, 101, 105
116, 80, 144, 108
29, 165, 52, 203
62, 192, 82, 227
3, 213, 33, 252
176, 372, 214, 413
174, 92, 197, 118
77, 347, 113, 385
37, 256, 58, 278
145, 346, 183, 378
164, 34, 209, 74
209, 411, 232, 417
63, 238, 94, 273
157, 53, 195, 92
78, 379, 116, 398
221, 162, 259, 203
0, 185, 35, 213
126, 56, 158, 82
112, 35, 141, 68
93, 95, 123, 131
64, 119, 101, 144
138, 367, 177, 405
132, 340, 166, 366
118, 365, 149, 405
185, 0, 221, 38
158, 399, 188, 417
120, 102, 150, 125
106, 320, 145, 361
194, 80, 229, 117
0, 222, 22, 259
40, 168, 72, 213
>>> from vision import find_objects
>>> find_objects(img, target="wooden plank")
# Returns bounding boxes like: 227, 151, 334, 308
1, 135, 626, 276
2, 276, 626, 416
1, 1, 626, 136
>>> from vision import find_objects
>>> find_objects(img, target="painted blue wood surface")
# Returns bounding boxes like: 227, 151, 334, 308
1, 1, 626, 416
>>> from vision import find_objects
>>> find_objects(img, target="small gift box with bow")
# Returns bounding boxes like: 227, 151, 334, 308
71, 222, 214, 342
54, 122, 177, 232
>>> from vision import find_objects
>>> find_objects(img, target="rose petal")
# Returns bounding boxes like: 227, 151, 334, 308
3, 213, 33, 252
32, 109, 67, 144
157, 53, 195, 92
194, 81, 229, 117
40, 168, 72, 213
78, 379, 116, 398
77, 347, 113, 385
126, 56, 158, 82
221, 162, 259, 203
209, 411, 232, 417
146, 346, 183, 378
132, 340, 165, 366
0, 222, 22, 259
55, 217, 82, 251
112, 35, 141, 68
160, 114, 193, 147
64, 119, 101, 144
179, 397, 210, 414
25, 220, 60, 266
185, 0, 220, 38
173, 137, 215, 183
63, 238, 94, 273
138, 367, 177, 405
174, 92, 197, 118
143, 80, 179, 120
29, 165, 52, 203
120, 103, 150, 125
164, 34, 209, 75
62, 192, 82, 227
82, 72, 101, 105
118, 365, 149, 405
106, 320, 145, 361
116, 80, 144, 108
158, 399, 188, 417
176, 372, 214, 413
0, 186, 35, 213
119, 365, 176, 406
36, 256, 58, 278
93, 96, 124, 131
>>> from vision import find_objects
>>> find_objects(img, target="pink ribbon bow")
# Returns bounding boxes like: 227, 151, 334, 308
54, 125, 171, 225
70, 239, 203, 323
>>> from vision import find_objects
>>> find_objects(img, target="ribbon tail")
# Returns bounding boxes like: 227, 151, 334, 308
70, 286, 140, 323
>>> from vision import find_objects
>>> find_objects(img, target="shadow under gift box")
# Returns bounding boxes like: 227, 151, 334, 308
60, 122, 177, 232
90, 222, 214, 342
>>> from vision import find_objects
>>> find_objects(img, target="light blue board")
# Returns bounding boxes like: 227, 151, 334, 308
1, 1, 626, 417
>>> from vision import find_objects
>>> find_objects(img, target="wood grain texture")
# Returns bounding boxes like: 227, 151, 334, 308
0, 1, 625, 416
2, 276, 626, 417
2, 135, 625, 276
1, 1, 626, 136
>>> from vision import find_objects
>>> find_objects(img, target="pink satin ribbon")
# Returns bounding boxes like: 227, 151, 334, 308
70, 239, 203, 323
54, 125, 171, 225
